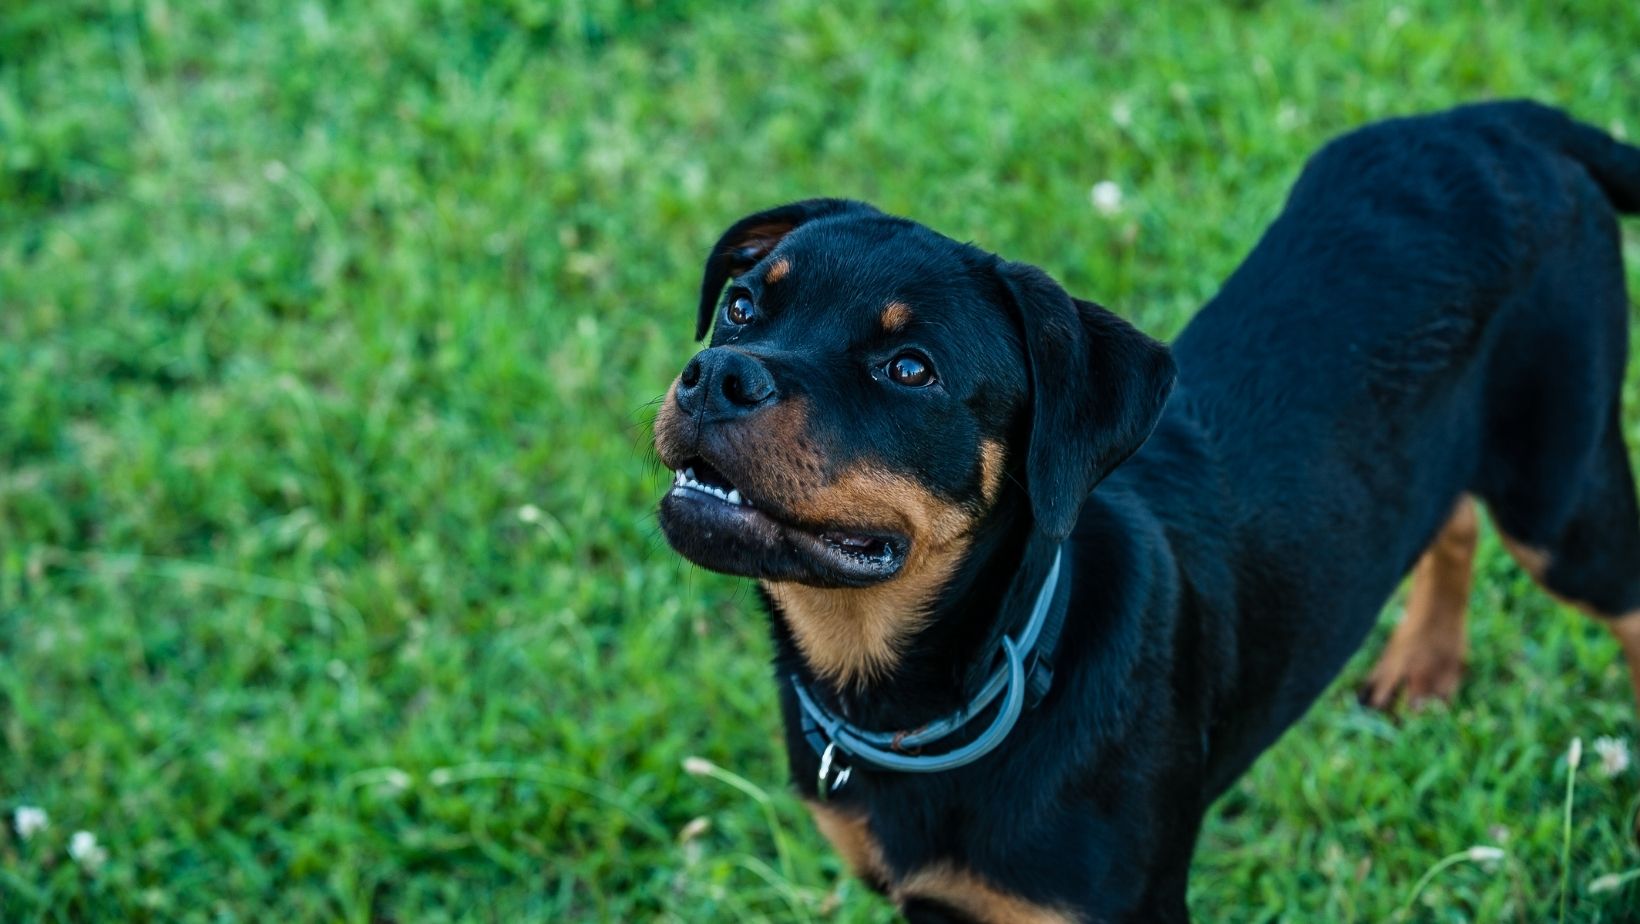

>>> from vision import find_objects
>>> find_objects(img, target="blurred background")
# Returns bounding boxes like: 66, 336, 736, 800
2, 1, 1638, 920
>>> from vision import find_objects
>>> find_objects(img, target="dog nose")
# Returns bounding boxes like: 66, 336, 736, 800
675, 348, 778, 420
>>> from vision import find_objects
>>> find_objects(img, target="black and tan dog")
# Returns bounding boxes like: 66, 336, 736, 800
653, 101, 1640, 922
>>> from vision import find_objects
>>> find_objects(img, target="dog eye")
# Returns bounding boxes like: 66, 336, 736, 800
886, 352, 935, 387
726, 295, 756, 325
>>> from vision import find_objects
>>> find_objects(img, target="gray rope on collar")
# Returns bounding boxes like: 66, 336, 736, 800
792, 546, 1065, 791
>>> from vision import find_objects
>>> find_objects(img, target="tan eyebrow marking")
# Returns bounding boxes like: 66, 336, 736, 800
765, 257, 791, 284
881, 300, 911, 333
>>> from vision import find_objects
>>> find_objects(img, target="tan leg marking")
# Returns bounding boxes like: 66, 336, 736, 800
1498, 527, 1614, 619
1493, 526, 1640, 720
1362, 496, 1479, 710
895, 864, 1079, 924
1608, 612, 1640, 717
1499, 532, 1550, 581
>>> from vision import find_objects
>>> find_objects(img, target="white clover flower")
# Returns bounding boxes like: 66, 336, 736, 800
13, 806, 48, 840
517, 503, 543, 524
68, 830, 108, 871
1090, 181, 1124, 217
1276, 102, 1302, 132
1110, 99, 1133, 128
683, 756, 716, 777
1387, 6, 1410, 29
1568, 737, 1584, 770
1593, 736, 1631, 778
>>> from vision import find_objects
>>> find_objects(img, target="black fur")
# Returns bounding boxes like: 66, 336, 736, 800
996, 262, 1177, 540
661, 101, 1640, 921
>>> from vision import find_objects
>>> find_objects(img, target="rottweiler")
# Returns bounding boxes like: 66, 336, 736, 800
653, 100, 1640, 922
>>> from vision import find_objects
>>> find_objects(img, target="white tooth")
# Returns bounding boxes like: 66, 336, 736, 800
674, 470, 686, 485
727, 489, 742, 505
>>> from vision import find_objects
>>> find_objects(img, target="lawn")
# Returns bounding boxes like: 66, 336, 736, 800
2, 0, 1639, 920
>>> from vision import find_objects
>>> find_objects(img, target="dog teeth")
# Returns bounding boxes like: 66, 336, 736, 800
670, 468, 751, 506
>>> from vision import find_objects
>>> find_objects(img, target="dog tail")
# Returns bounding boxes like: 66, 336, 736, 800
1498, 100, 1640, 214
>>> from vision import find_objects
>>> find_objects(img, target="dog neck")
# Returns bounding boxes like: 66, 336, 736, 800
765, 493, 1060, 730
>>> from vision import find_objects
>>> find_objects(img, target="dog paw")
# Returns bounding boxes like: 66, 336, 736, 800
1357, 646, 1464, 712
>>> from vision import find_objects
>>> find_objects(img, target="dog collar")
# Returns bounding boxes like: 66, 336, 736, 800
792, 545, 1071, 798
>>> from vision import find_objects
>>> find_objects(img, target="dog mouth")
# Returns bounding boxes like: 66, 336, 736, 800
660, 457, 907, 586
670, 458, 754, 509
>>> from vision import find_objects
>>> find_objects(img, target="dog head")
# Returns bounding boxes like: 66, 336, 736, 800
655, 199, 1174, 680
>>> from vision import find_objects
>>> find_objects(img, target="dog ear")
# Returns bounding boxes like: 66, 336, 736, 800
696, 198, 876, 340
996, 261, 1176, 539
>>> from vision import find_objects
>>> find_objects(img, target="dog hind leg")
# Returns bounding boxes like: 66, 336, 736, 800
1361, 495, 1480, 711
1490, 415, 1640, 717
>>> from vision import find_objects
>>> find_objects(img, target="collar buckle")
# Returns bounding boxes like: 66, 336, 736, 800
816, 741, 852, 800
793, 545, 1068, 777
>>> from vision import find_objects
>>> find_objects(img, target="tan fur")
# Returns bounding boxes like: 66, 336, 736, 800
1498, 532, 1550, 581
808, 806, 1077, 921
1493, 526, 1640, 718
1608, 612, 1640, 715
653, 378, 685, 453
881, 300, 912, 333
734, 222, 798, 261
766, 257, 791, 284
658, 389, 1000, 686
1496, 528, 1618, 619
895, 864, 1080, 923
727, 397, 823, 495
808, 804, 889, 887
766, 465, 975, 687
653, 378, 813, 486
1362, 496, 1478, 710
979, 440, 1006, 505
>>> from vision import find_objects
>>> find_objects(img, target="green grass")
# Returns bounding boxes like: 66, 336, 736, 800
2, 0, 1639, 920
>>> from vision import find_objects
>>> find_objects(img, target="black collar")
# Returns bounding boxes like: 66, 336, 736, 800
792, 543, 1074, 799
